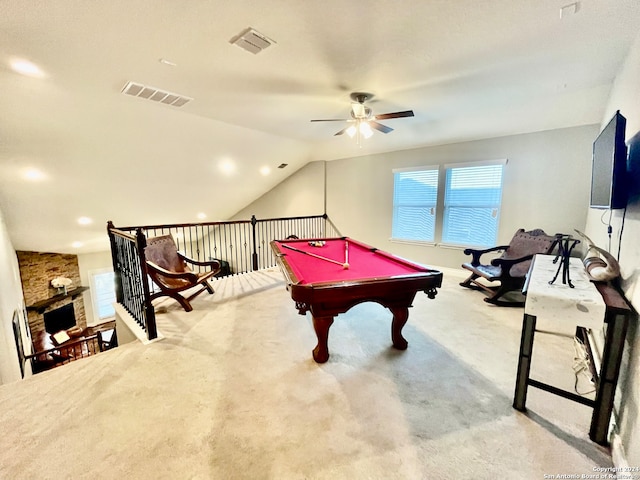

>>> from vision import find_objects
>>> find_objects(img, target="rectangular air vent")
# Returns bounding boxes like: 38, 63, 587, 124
121, 82, 193, 107
230, 27, 275, 54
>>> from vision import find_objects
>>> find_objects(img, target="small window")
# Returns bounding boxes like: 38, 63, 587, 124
391, 167, 439, 242
90, 269, 116, 321
442, 163, 504, 247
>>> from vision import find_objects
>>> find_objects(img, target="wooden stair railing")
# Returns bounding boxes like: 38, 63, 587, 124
108, 214, 342, 336
25, 331, 115, 374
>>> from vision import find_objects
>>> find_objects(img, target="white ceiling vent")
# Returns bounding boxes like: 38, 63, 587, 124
121, 81, 193, 107
230, 27, 275, 54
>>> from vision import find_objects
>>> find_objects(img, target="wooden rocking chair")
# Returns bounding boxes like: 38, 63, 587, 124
144, 235, 222, 312
459, 228, 557, 306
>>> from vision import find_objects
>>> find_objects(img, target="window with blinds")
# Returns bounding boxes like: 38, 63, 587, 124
90, 270, 116, 321
442, 163, 504, 247
391, 167, 439, 242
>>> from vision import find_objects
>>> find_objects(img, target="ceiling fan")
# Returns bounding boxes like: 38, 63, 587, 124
310, 92, 414, 140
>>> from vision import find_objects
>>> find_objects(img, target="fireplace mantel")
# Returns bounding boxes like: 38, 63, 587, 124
26, 286, 90, 314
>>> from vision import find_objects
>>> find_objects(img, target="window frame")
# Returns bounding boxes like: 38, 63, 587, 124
89, 267, 116, 323
390, 165, 440, 244
390, 159, 506, 249
441, 160, 506, 248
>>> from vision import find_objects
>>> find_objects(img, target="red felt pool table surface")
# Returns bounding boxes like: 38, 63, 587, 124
273, 237, 426, 285
271, 237, 443, 363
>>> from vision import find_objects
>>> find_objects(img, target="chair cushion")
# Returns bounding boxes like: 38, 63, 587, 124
145, 235, 189, 273
462, 263, 502, 281
505, 229, 556, 260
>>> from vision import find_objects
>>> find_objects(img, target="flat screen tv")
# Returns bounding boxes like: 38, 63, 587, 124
590, 110, 628, 209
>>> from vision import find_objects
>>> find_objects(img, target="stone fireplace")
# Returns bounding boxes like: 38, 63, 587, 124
17, 251, 88, 343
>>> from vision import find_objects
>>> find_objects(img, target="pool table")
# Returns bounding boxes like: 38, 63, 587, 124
270, 237, 443, 363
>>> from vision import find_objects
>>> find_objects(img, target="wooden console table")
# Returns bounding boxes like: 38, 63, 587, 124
513, 254, 631, 445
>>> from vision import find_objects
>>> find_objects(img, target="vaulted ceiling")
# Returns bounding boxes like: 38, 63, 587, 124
1, 0, 639, 254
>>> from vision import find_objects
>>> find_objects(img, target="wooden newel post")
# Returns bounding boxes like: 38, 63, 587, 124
107, 221, 123, 303
251, 215, 259, 271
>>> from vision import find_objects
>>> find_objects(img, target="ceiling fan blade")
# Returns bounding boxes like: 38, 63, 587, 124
369, 121, 393, 134
310, 118, 349, 122
334, 126, 350, 136
374, 110, 414, 120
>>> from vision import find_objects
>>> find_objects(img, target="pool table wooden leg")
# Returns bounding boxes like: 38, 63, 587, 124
312, 315, 334, 363
390, 306, 409, 350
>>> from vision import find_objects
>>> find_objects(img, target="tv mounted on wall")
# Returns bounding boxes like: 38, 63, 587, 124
590, 110, 628, 209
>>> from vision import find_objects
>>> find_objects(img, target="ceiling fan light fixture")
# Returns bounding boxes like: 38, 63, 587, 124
352, 103, 367, 118
359, 122, 373, 139
312, 91, 412, 143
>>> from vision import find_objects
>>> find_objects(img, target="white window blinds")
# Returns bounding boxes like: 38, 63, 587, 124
442, 163, 504, 247
391, 168, 439, 242
91, 270, 116, 320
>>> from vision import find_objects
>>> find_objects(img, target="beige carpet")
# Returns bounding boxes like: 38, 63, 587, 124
0, 267, 612, 479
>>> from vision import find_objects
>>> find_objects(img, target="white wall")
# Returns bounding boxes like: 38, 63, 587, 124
325, 125, 598, 268
584, 30, 640, 468
0, 206, 30, 384
235, 126, 598, 269
233, 160, 326, 220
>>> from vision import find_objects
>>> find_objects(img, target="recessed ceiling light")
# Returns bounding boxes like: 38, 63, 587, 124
219, 159, 236, 175
260, 166, 271, 176
10, 58, 46, 78
159, 58, 177, 66
71, 241, 83, 248
23, 167, 46, 181
77, 216, 93, 225
197, 212, 206, 220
